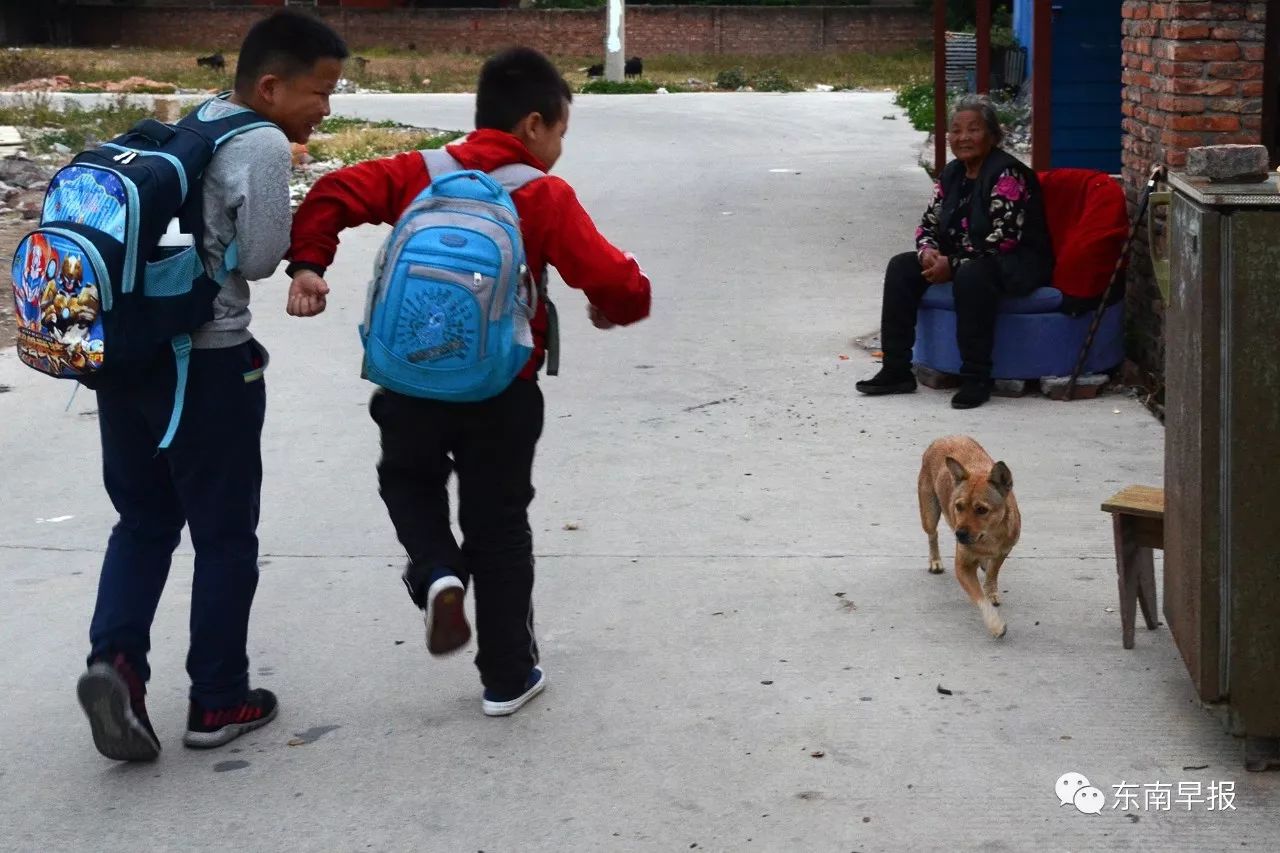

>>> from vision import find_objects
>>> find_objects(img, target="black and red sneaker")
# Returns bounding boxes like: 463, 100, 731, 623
77, 652, 161, 762
183, 688, 279, 749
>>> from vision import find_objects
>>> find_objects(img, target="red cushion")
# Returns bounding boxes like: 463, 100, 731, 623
1037, 168, 1130, 299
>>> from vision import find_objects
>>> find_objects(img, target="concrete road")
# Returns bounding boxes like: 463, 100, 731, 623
1, 93, 1275, 851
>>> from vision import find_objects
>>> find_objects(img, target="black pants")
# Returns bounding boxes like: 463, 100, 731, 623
879, 251, 1042, 379
370, 379, 544, 696
90, 341, 266, 708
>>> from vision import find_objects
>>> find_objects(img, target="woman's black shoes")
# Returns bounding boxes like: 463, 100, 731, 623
857, 366, 994, 408
951, 378, 994, 409
856, 366, 918, 396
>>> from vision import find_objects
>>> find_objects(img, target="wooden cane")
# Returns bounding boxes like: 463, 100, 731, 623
1063, 164, 1166, 401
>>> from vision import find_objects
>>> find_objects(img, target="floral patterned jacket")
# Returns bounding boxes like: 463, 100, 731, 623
915, 168, 1033, 270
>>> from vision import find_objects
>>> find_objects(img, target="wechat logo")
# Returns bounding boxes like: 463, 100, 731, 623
1056, 772, 1105, 815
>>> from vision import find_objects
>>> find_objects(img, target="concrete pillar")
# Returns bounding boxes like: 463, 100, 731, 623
605, 0, 625, 83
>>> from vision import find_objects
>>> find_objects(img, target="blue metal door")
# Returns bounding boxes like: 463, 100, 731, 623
1051, 0, 1123, 172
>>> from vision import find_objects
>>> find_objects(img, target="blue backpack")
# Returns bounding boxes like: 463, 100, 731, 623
359, 149, 552, 402
9, 95, 276, 447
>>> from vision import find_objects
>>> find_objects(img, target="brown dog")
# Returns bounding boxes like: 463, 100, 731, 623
918, 436, 1021, 638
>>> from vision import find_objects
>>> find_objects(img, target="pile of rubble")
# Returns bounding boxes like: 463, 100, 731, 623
7, 75, 78, 93
7, 75, 197, 94
289, 148, 346, 208
0, 155, 55, 219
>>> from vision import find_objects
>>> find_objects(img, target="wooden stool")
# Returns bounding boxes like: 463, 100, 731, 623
1101, 485, 1164, 649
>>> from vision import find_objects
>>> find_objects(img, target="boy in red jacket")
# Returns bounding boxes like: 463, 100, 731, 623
285, 47, 650, 716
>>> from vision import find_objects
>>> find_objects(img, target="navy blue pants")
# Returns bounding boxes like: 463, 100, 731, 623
88, 340, 266, 708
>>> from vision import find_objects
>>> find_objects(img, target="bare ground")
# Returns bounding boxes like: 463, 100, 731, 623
1, 213, 25, 349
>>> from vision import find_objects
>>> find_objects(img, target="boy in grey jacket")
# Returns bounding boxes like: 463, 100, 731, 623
76, 11, 347, 761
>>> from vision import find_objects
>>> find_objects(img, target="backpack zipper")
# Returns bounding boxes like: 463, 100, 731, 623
101, 144, 189, 204
384, 210, 520, 311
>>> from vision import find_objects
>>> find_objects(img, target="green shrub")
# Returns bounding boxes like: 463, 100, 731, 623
751, 69, 798, 93
894, 78, 936, 132
580, 78, 661, 94
715, 67, 749, 90
317, 116, 401, 133
894, 80, 1028, 140
713, 67, 795, 92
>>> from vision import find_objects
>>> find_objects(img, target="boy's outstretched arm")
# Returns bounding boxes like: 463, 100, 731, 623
286, 150, 428, 316
538, 181, 651, 326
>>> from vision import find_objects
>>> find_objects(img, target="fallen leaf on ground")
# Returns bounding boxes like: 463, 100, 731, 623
936, 684, 953, 696
287, 737, 306, 746
810, 751, 825, 758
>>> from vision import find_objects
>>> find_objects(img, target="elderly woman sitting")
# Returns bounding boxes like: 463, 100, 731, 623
857, 96, 1055, 409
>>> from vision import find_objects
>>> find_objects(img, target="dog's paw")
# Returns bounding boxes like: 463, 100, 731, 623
928, 559, 944, 574
983, 609, 1007, 638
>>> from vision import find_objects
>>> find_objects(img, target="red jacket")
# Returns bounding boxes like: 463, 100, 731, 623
287, 129, 651, 380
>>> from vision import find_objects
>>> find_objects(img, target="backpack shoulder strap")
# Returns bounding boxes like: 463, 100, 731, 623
420, 148, 462, 178
175, 95, 279, 285
420, 148, 546, 194
178, 94, 278, 150
488, 163, 546, 194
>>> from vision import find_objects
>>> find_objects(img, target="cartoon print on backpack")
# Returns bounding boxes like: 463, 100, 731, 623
42, 166, 129, 242
41, 255, 101, 336
12, 233, 55, 331
12, 232, 106, 377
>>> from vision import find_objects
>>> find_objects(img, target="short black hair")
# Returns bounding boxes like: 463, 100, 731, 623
234, 11, 349, 95
475, 47, 573, 132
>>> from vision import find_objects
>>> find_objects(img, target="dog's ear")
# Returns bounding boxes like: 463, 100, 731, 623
989, 461, 1013, 496
945, 456, 968, 482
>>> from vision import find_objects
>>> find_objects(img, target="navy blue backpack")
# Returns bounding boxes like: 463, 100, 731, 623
9, 95, 276, 447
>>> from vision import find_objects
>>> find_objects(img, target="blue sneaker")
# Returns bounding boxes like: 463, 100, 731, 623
482, 667, 546, 717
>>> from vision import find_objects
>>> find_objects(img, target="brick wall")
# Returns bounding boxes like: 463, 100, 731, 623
67, 5, 931, 55
1121, 0, 1268, 381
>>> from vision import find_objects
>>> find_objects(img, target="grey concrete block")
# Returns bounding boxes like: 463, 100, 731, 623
1041, 373, 1108, 400
913, 364, 961, 389
1186, 145, 1271, 183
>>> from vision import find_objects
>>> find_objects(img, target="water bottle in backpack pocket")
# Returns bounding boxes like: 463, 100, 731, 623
360, 149, 548, 402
